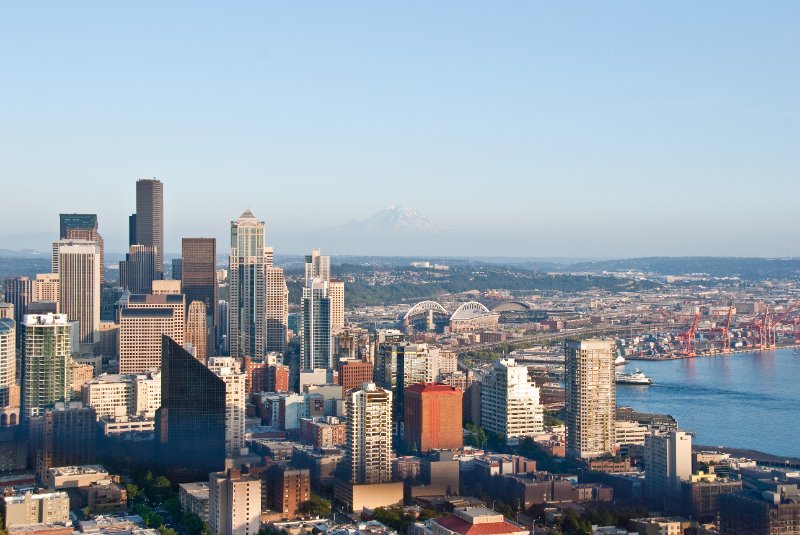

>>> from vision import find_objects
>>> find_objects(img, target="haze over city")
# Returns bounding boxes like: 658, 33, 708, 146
1, 2, 799, 257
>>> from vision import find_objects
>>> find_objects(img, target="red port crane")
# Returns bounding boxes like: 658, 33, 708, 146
678, 313, 701, 356
722, 307, 733, 354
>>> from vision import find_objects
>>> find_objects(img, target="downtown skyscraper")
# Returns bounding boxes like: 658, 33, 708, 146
53, 240, 100, 345
300, 278, 332, 371
181, 238, 217, 351
59, 213, 104, 285
134, 179, 164, 276
229, 210, 287, 357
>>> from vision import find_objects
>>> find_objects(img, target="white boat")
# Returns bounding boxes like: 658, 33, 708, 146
615, 355, 627, 366
615, 369, 652, 385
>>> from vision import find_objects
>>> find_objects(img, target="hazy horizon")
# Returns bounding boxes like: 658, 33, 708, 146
1, 3, 798, 257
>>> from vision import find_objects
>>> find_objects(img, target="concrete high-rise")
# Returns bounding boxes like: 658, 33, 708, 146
229, 209, 266, 358
403, 383, 463, 453
480, 358, 543, 445
119, 294, 185, 374
186, 301, 208, 363
182, 238, 217, 349
156, 337, 227, 480
32, 274, 59, 309
119, 245, 158, 294
0, 318, 20, 426
28, 402, 96, 482
207, 357, 246, 457
53, 240, 100, 345
21, 314, 72, 421
644, 430, 692, 512
304, 249, 330, 282
344, 383, 392, 485
304, 249, 344, 330
135, 178, 164, 276
209, 469, 261, 535
301, 279, 332, 371
60, 214, 104, 285
565, 339, 615, 459
265, 266, 288, 354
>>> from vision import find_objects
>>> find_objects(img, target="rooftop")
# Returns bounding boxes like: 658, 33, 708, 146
48, 465, 108, 477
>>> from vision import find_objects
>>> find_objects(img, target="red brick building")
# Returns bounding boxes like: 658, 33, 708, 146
403, 383, 463, 453
244, 358, 289, 394
338, 360, 374, 392
299, 416, 347, 448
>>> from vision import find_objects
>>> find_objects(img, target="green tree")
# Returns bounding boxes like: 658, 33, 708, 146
299, 495, 331, 518
158, 526, 177, 535
150, 476, 174, 503
182, 514, 203, 535
126, 483, 142, 504
163, 497, 182, 521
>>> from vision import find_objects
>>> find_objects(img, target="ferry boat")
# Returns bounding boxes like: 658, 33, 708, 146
615, 369, 653, 385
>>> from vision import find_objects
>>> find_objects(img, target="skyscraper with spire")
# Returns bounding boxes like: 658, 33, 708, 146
229, 210, 287, 357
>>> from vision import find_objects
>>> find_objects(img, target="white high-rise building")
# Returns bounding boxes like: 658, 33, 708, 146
345, 383, 392, 485
21, 314, 72, 420
480, 358, 543, 445
208, 469, 261, 535
644, 430, 692, 510
565, 339, 616, 459
53, 240, 100, 345
229, 210, 287, 357
304, 249, 330, 282
301, 279, 332, 371
208, 357, 246, 456
304, 250, 344, 330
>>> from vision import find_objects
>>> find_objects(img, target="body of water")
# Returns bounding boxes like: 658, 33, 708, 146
615, 347, 800, 458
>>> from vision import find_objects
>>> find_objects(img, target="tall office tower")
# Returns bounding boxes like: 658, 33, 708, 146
0, 318, 20, 426
28, 402, 96, 482
301, 279, 332, 371
53, 240, 100, 345
186, 301, 208, 362
403, 383, 463, 453
344, 383, 392, 485
329, 279, 345, 330
229, 209, 266, 358
265, 266, 288, 353
480, 357, 544, 446
21, 314, 72, 420
172, 259, 183, 281
209, 469, 261, 535
3, 277, 33, 327
182, 238, 217, 349
119, 245, 158, 294
156, 337, 226, 480
60, 213, 104, 286
207, 357, 246, 456
128, 214, 137, 247
32, 274, 60, 309
565, 339, 615, 459
644, 431, 692, 512
0, 303, 13, 320
135, 178, 164, 276
304, 249, 330, 282
119, 294, 185, 374
217, 300, 229, 355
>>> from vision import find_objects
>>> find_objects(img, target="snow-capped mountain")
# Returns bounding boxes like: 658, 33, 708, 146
340, 205, 454, 234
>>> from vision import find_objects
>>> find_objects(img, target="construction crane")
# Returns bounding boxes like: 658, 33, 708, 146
767, 302, 798, 348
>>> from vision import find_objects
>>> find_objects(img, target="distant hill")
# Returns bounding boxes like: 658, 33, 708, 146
567, 256, 800, 280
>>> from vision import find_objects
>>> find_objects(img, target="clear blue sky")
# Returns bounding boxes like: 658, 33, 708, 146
1, 2, 798, 257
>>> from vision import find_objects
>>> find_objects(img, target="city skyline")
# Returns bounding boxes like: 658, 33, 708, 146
1, 3, 798, 257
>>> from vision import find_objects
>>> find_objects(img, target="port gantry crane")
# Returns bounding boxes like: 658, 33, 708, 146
678, 313, 701, 356
721, 307, 733, 354
766, 302, 799, 349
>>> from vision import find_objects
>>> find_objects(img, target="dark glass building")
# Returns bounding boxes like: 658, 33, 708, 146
156, 336, 226, 481
119, 245, 158, 294
59, 214, 98, 238
135, 179, 164, 276
181, 238, 217, 347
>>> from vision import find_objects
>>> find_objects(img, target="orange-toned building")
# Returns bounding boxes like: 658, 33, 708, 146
403, 383, 463, 453
339, 359, 374, 392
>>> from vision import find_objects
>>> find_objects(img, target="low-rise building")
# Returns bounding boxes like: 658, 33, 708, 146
179, 482, 210, 522
2, 492, 70, 529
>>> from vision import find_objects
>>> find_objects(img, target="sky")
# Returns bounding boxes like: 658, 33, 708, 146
0, 2, 798, 258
